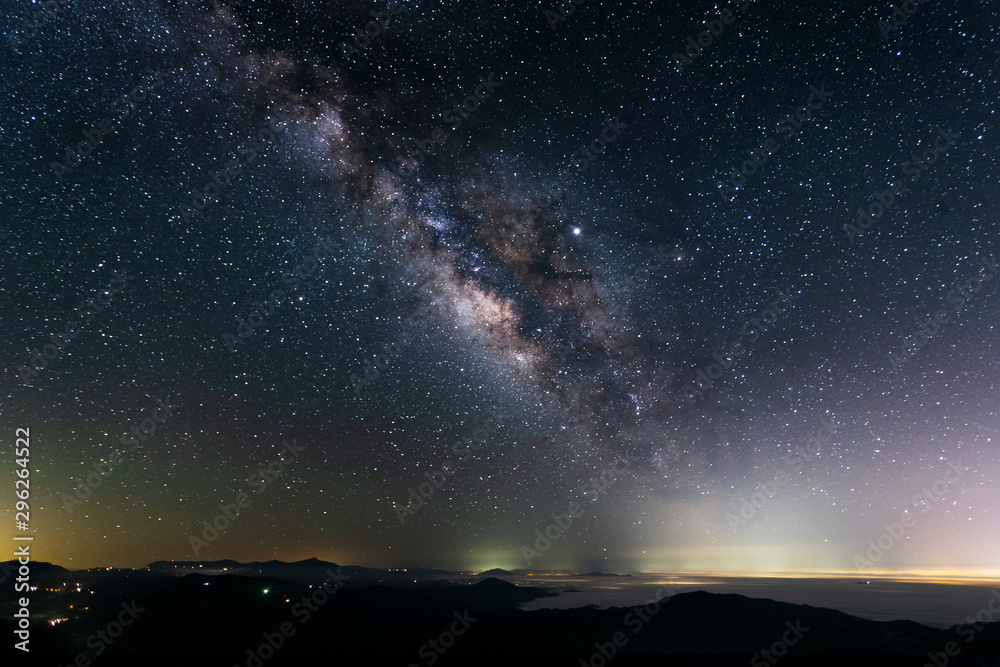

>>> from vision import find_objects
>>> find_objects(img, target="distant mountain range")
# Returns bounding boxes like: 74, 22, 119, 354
2, 558, 628, 585
2, 559, 998, 658
478, 568, 631, 577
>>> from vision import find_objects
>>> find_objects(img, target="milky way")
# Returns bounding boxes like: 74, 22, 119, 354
2, 0, 999, 576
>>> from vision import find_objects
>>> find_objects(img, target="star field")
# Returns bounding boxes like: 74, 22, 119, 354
1, 0, 999, 576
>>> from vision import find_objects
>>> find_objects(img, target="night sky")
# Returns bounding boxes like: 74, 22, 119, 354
2, 0, 999, 577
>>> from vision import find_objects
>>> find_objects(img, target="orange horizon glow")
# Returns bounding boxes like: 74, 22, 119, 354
474, 569, 1000, 586
631, 569, 1000, 585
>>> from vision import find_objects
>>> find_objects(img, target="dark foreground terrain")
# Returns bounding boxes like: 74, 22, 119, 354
2, 560, 998, 666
